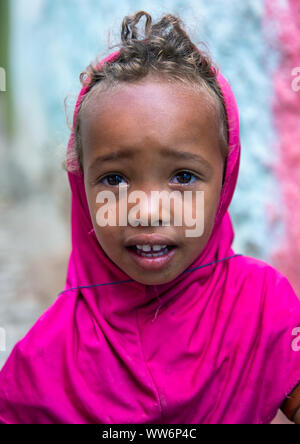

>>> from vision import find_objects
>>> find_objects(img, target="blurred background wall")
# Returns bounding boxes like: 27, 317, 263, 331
0, 0, 299, 422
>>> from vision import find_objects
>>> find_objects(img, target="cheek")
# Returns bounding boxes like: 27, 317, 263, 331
85, 187, 120, 247
94, 226, 120, 254
183, 186, 221, 257
202, 183, 222, 231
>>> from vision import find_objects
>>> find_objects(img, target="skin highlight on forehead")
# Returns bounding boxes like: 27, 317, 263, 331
79, 77, 224, 172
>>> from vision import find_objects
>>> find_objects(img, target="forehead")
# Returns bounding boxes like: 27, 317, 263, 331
80, 78, 221, 153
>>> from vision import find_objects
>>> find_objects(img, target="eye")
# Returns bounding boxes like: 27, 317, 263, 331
171, 171, 199, 185
99, 174, 128, 187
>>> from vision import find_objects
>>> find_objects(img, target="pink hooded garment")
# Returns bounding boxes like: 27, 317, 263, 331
1, 50, 300, 425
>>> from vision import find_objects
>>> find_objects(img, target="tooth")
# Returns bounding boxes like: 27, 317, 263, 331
142, 245, 151, 252
136, 245, 144, 250
153, 245, 167, 251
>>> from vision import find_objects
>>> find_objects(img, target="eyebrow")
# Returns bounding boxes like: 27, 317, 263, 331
159, 148, 213, 173
88, 148, 213, 175
88, 150, 134, 174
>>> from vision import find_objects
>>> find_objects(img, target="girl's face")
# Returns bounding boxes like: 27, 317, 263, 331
81, 78, 224, 285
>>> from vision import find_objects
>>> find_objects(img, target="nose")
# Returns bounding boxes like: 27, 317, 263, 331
127, 187, 173, 228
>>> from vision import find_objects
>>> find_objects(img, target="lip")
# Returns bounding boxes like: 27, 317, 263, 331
126, 244, 178, 271
124, 234, 177, 247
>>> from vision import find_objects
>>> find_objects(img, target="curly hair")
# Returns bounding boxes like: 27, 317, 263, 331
65, 10, 229, 174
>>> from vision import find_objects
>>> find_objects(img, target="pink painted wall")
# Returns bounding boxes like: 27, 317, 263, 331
266, 0, 300, 296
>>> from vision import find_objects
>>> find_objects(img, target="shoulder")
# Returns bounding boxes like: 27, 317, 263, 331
226, 256, 300, 423
228, 254, 295, 294
2, 290, 77, 367
229, 256, 300, 351
223, 254, 300, 331
230, 254, 285, 278
0, 290, 80, 423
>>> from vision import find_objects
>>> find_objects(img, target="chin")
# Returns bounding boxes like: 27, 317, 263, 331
129, 270, 179, 286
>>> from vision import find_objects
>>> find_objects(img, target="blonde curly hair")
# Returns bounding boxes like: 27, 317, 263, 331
65, 10, 229, 174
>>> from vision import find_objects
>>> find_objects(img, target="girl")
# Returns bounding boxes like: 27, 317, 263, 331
0, 10, 300, 424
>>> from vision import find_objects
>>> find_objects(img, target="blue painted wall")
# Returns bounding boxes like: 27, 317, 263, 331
10, 0, 281, 260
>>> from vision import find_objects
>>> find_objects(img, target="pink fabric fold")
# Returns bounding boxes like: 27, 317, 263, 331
0, 50, 300, 424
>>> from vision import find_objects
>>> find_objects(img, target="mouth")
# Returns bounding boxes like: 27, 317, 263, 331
124, 234, 179, 271
125, 243, 178, 271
